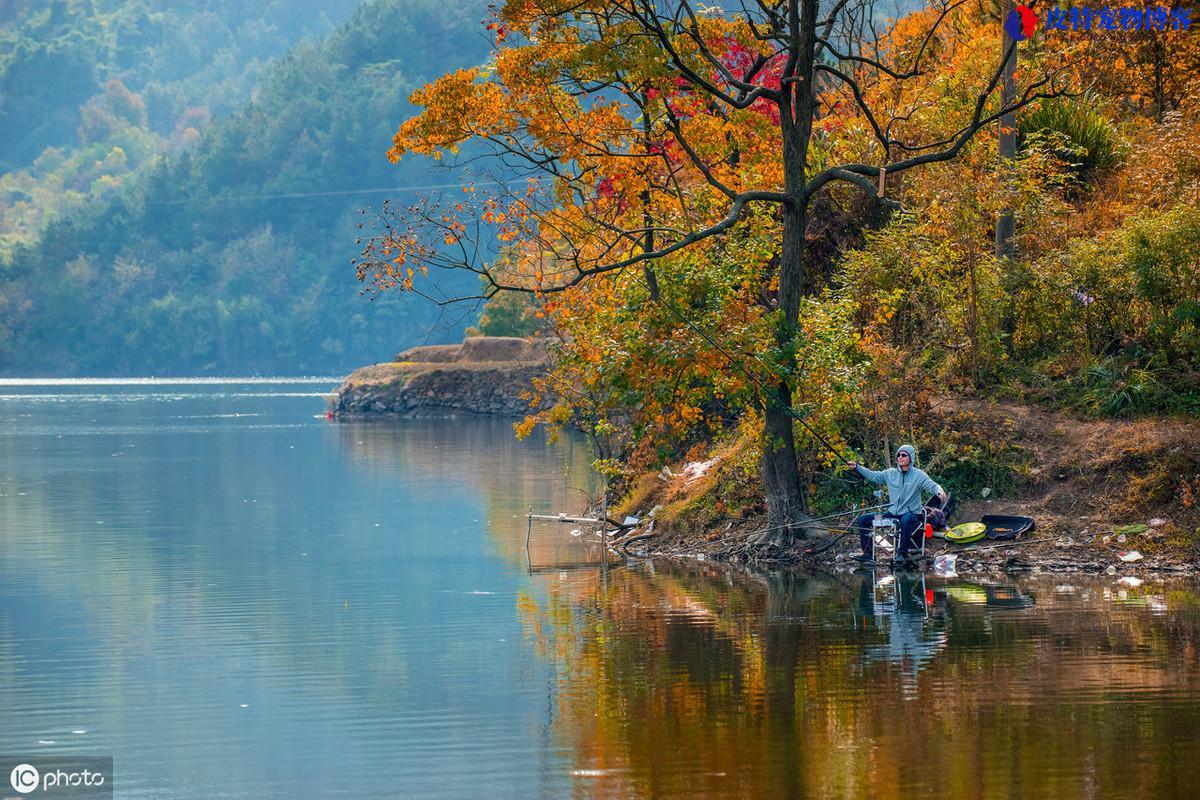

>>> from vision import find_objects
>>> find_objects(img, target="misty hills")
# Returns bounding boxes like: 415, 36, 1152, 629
0, 0, 491, 375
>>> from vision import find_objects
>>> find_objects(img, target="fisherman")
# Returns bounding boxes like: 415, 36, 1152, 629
848, 445, 948, 562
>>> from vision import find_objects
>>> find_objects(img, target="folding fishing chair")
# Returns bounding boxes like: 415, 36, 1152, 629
867, 507, 930, 565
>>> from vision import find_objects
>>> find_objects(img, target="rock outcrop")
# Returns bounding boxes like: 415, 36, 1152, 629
330, 337, 550, 417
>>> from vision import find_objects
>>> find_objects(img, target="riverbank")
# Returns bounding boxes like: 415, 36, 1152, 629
330, 336, 549, 418
610, 399, 1200, 575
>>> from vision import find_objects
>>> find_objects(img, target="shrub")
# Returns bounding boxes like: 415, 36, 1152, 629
1019, 94, 1124, 183
1126, 206, 1200, 368
466, 289, 544, 337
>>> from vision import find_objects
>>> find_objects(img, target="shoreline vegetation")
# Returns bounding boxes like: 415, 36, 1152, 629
611, 397, 1200, 577
346, 0, 1199, 582
336, 336, 1200, 576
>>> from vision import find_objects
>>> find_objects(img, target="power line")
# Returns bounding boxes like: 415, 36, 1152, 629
147, 178, 516, 206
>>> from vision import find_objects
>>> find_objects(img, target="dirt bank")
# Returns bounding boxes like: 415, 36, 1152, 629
610, 399, 1200, 575
331, 336, 549, 418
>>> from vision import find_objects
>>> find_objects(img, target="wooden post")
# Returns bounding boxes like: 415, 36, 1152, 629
525, 505, 533, 553
600, 485, 609, 575
995, 0, 1018, 259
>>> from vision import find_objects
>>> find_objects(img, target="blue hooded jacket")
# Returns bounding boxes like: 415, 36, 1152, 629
855, 444, 944, 515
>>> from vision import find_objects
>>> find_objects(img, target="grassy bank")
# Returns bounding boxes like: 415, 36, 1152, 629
609, 399, 1200, 570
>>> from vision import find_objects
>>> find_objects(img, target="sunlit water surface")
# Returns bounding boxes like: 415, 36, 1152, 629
0, 380, 1197, 798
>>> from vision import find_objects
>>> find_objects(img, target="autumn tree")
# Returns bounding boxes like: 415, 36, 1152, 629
358, 0, 1068, 540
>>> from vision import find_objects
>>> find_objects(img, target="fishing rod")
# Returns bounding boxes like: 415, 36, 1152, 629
800, 503, 890, 524
707, 503, 890, 541
618, 503, 891, 556
955, 537, 1051, 553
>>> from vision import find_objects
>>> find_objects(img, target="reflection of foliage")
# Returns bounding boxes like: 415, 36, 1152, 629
337, 418, 599, 565
519, 565, 1200, 799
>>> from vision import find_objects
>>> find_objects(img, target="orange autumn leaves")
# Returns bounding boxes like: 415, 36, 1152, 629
368, 0, 1164, 480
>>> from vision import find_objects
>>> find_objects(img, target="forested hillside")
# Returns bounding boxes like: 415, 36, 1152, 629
0, 0, 364, 248
0, 0, 490, 375
364, 0, 1199, 531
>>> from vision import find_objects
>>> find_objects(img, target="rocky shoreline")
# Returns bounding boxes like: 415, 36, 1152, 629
330, 336, 549, 418
611, 519, 1200, 577
605, 398, 1200, 576
329, 344, 1198, 576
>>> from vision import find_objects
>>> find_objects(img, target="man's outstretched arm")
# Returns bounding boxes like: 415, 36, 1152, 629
922, 474, 948, 503
847, 461, 886, 484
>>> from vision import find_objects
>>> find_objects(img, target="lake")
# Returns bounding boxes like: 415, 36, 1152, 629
1, 380, 1198, 798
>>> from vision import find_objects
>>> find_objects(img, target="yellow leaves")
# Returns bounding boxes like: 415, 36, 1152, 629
390, 68, 514, 162
514, 415, 538, 440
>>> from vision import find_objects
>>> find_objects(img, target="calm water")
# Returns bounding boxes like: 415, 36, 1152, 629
1, 381, 1198, 798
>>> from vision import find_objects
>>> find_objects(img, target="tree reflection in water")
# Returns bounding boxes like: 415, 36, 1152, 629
519, 561, 1200, 799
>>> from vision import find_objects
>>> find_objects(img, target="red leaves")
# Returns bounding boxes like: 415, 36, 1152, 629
596, 175, 630, 212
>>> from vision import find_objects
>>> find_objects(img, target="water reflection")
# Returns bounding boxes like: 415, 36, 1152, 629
3, 383, 1198, 799
0, 385, 606, 798
858, 572, 948, 690
336, 417, 601, 569
523, 562, 1200, 799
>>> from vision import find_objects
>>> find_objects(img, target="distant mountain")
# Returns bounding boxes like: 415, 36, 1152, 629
0, 0, 363, 173
0, 0, 494, 376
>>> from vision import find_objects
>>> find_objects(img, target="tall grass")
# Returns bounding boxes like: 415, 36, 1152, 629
1020, 95, 1123, 182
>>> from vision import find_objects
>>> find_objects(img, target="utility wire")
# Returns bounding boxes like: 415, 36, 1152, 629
147, 178, 517, 206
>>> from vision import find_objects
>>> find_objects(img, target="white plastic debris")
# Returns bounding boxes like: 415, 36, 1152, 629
1149, 518, 1168, 527
980, 487, 992, 498
1118, 576, 1144, 588
569, 529, 582, 537
1117, 534, 1127, 543
932, 554, 958, 578
622, 516, 640, 526
1106, 565, 1118, 575
682, 458, 719, 482
1117, 550, 1143, 563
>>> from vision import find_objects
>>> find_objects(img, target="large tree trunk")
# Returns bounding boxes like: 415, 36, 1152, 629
760, 195, 809, 541
762, 379, 807, 538
757, 0, 820, 543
